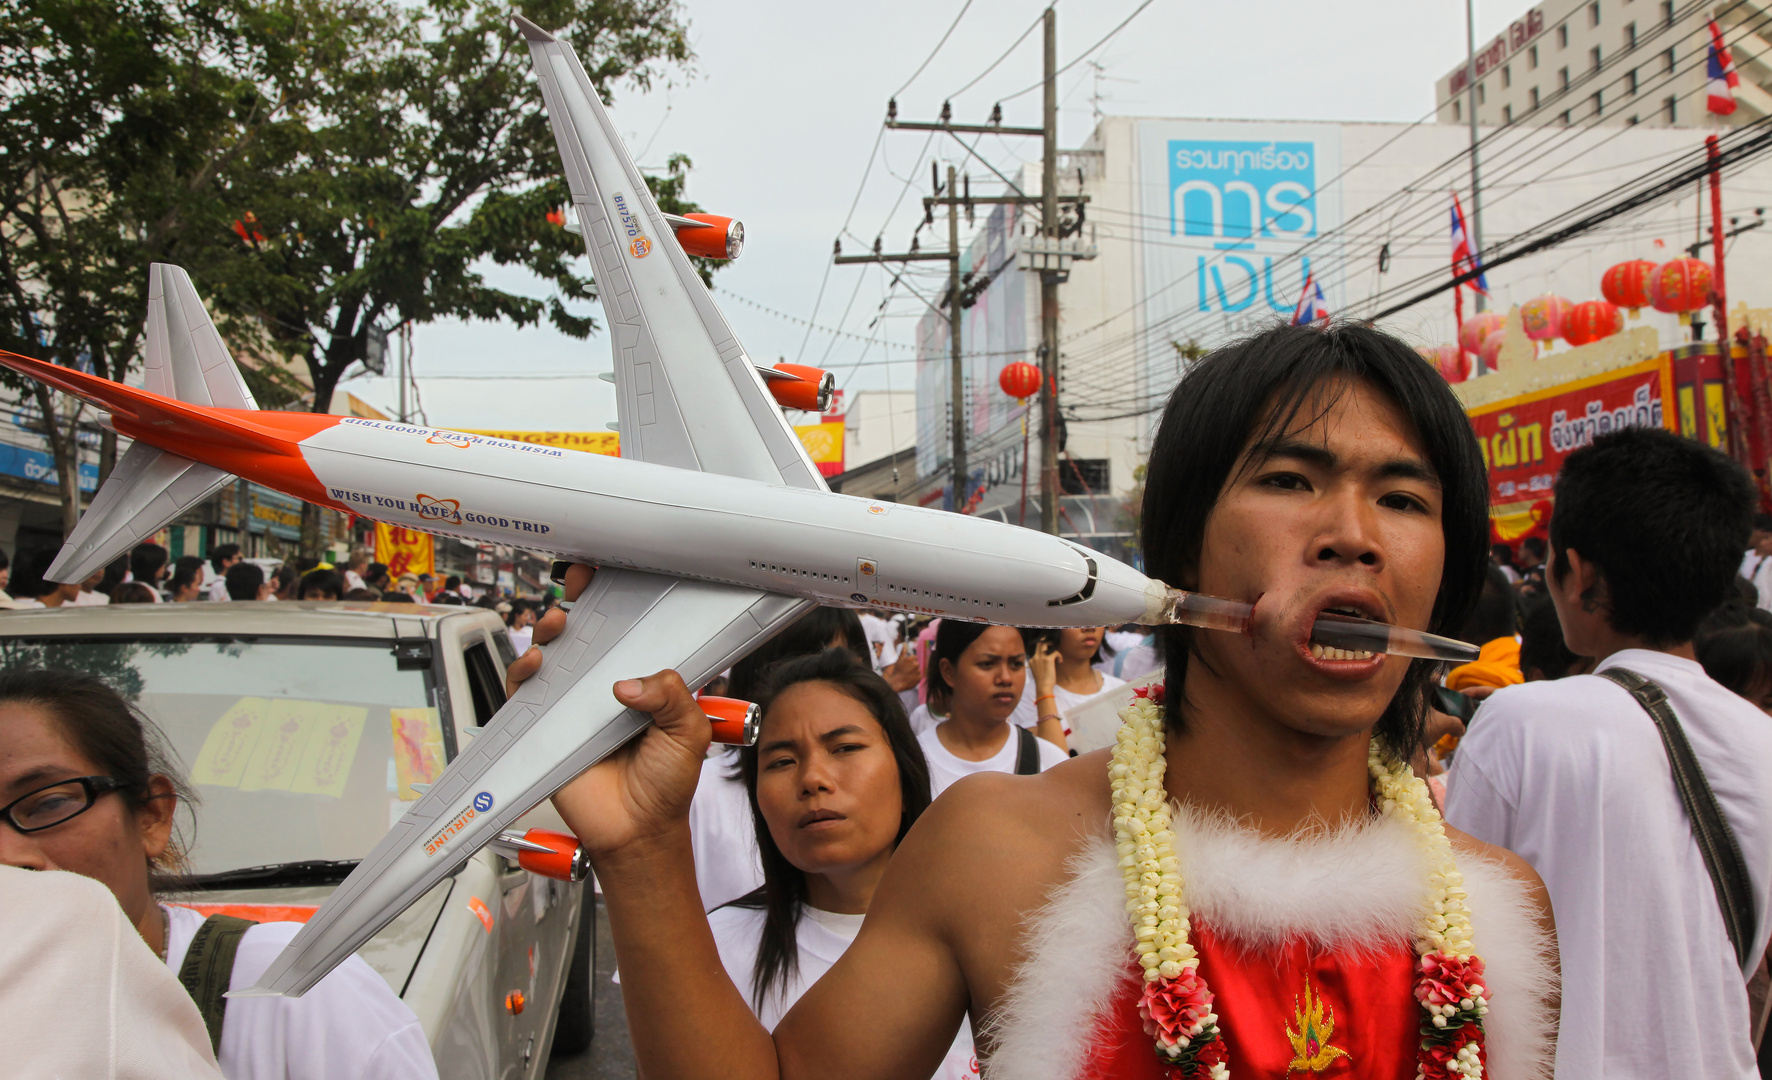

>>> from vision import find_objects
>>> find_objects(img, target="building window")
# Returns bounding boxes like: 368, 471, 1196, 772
1559, 66, 1570, 90
1664, 46, 1675, 73
1503, 64, 1512, 87
1530, 86, 1541, 109
1590, 1, 1601, 25
1558, 23, 1569, 47
1662, 0, 1674, 26
1503, 103, 1514, 123
1591, 45, 1602, 71
1629, 114, 1640, 125
1530, 43, 1540, 68
1665, 95, 1677, 122
1453, 98, 1462, 121
1627, 68, 1639, 94
1591, 91, 1603, 115
1478, 82, 1487, 104
1562, 109, 1573, 125
1061, 459, 1110, 496
1626, 21, 1637, 48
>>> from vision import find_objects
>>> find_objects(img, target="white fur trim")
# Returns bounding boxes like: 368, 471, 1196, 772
1169, 803, 1431, 953
981, 837, 1132, 1080
984, 811, 1559, 1080
1460, 852, 1559, 1080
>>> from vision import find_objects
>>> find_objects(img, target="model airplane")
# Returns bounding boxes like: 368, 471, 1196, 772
0, 17, 1475, 997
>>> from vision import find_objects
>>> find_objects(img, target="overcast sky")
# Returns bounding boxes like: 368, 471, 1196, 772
341, 0, 1504, 429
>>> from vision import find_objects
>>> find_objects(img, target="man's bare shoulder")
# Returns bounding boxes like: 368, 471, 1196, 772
880, 750, 1111, 926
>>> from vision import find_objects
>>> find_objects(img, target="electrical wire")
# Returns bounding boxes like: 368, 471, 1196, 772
995, 0, 1156, 103
892, 0, 979, 99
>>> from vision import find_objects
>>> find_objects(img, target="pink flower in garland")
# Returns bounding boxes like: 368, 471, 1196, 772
1418, 1026, 1484, 1080
1415, 952, 1487, 1011
1139, 970, 1214, 1056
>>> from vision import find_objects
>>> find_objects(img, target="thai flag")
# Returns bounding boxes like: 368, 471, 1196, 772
1291, 273, 1328, 326
1451, 193, 1489, 295
1709, 20, 1739, 115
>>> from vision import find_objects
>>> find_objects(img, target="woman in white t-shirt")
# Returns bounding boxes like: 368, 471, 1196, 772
0, 669, 437, 1080
1009, 626, 1126, 751
916, 621, 1067, 799
708, 647, 979, 1079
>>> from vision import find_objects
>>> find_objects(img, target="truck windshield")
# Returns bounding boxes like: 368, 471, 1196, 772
0, 636, 444, 876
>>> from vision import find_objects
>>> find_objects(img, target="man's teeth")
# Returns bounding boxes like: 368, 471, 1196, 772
1309, 643, 1376, 661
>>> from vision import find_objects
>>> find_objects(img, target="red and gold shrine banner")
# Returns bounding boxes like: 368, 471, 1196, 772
793, 420, 845, 477
1467, 355, 1675, 541
375, 522, 435, 578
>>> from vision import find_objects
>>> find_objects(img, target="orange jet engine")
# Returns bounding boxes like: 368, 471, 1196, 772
665, 213, 744, 260
760, 363, 835, 412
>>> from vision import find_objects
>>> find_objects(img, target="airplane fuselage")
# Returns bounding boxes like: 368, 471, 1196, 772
250, 415, 1161, 628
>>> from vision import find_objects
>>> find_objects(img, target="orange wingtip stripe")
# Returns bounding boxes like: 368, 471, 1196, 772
173, 903, 319, 924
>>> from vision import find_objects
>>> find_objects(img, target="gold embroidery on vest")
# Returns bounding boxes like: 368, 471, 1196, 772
1284, 975, 1351, 1073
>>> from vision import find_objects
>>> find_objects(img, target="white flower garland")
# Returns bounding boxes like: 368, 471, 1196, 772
1110, 691, 1489, 1080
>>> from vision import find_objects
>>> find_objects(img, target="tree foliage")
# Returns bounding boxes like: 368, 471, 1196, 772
0, 0, 700, 538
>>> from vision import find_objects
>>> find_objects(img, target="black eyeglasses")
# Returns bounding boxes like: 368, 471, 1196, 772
2, 776, 126, 833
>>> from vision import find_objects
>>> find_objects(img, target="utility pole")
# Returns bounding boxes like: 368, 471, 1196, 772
945, 165, 967, 510
1464, 0, 1488, 326
1039, 6, 1060, 535
397, 324, 410, 423
852, 4, 1089, 524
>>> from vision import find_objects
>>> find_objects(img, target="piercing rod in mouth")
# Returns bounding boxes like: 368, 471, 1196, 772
1152, 589, 1481, 663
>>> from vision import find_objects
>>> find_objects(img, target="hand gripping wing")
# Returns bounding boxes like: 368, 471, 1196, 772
244, 23, 816, 996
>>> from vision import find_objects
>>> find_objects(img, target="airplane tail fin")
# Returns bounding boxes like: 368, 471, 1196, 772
16, 265, 252, 583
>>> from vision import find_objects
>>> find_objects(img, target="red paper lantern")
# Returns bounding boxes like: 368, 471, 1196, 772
1601, 259, 1656, 314
1519, 295, 1571, 343
1563, 299, 1623, 346
1458, 312, 1505, 356
998, 361, 1043, 400
1650, 257, 1712, 321
1480, 329, 1507, 371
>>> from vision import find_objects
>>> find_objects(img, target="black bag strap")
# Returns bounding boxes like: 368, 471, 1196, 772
1014, 725, 1041, 775
1599, 667, 1759, 969
176, 914, 256, 1054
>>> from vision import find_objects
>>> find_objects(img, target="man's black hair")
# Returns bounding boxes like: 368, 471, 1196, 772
1519, 536, 1547, 561
1550, 426, 1754, 646
1489, 543, 1516, 568
1461, 564, 1518, 643
1141, 323, 1489, 761
208, 543, 241, 573
224, 560, 265, 601
1695, 604, 1772, 700
10, 548, 56, 599
130, 542, 168, 584
297, 567, 344, 600
445, 574, 462, 590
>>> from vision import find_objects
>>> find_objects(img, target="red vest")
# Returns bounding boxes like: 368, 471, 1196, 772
1079, 919, 1419, 1079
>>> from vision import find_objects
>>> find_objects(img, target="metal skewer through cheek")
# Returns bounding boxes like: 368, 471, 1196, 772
1156, 589, 1481, 663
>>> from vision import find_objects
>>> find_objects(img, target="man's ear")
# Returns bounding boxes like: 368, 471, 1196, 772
1562, 548, 1609, 613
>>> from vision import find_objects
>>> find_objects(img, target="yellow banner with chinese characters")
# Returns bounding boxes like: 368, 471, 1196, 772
793, 420, 845, 477
453, 425, 846, 473
375, 522, 434, 578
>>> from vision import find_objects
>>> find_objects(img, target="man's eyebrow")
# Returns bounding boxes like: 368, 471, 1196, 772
1375, 457, 1443, 489
818, 725, 865, 742
1247, 438, 1337, 469
758, 737, 798, 755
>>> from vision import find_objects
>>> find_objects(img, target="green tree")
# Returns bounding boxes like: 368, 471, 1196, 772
0, 0, 324, 535
213, 0, 697, 416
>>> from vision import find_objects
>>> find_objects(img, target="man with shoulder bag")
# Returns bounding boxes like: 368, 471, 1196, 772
1448, 427, 1772, 1079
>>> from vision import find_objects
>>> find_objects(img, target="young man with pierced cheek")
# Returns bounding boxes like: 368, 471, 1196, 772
522, 325, 1559, 1080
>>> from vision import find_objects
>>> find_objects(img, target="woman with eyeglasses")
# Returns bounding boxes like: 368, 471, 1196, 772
0, 669, 438, 1080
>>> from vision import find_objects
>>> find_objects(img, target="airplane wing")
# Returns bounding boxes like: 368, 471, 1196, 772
246, 20, 818, 996
517, 14, 825, 490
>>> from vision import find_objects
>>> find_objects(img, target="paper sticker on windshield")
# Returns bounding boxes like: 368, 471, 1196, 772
290, 705, 366, 798
391, 708, 445, 801
235, 700, 366, 796
190, 698, 274, 788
